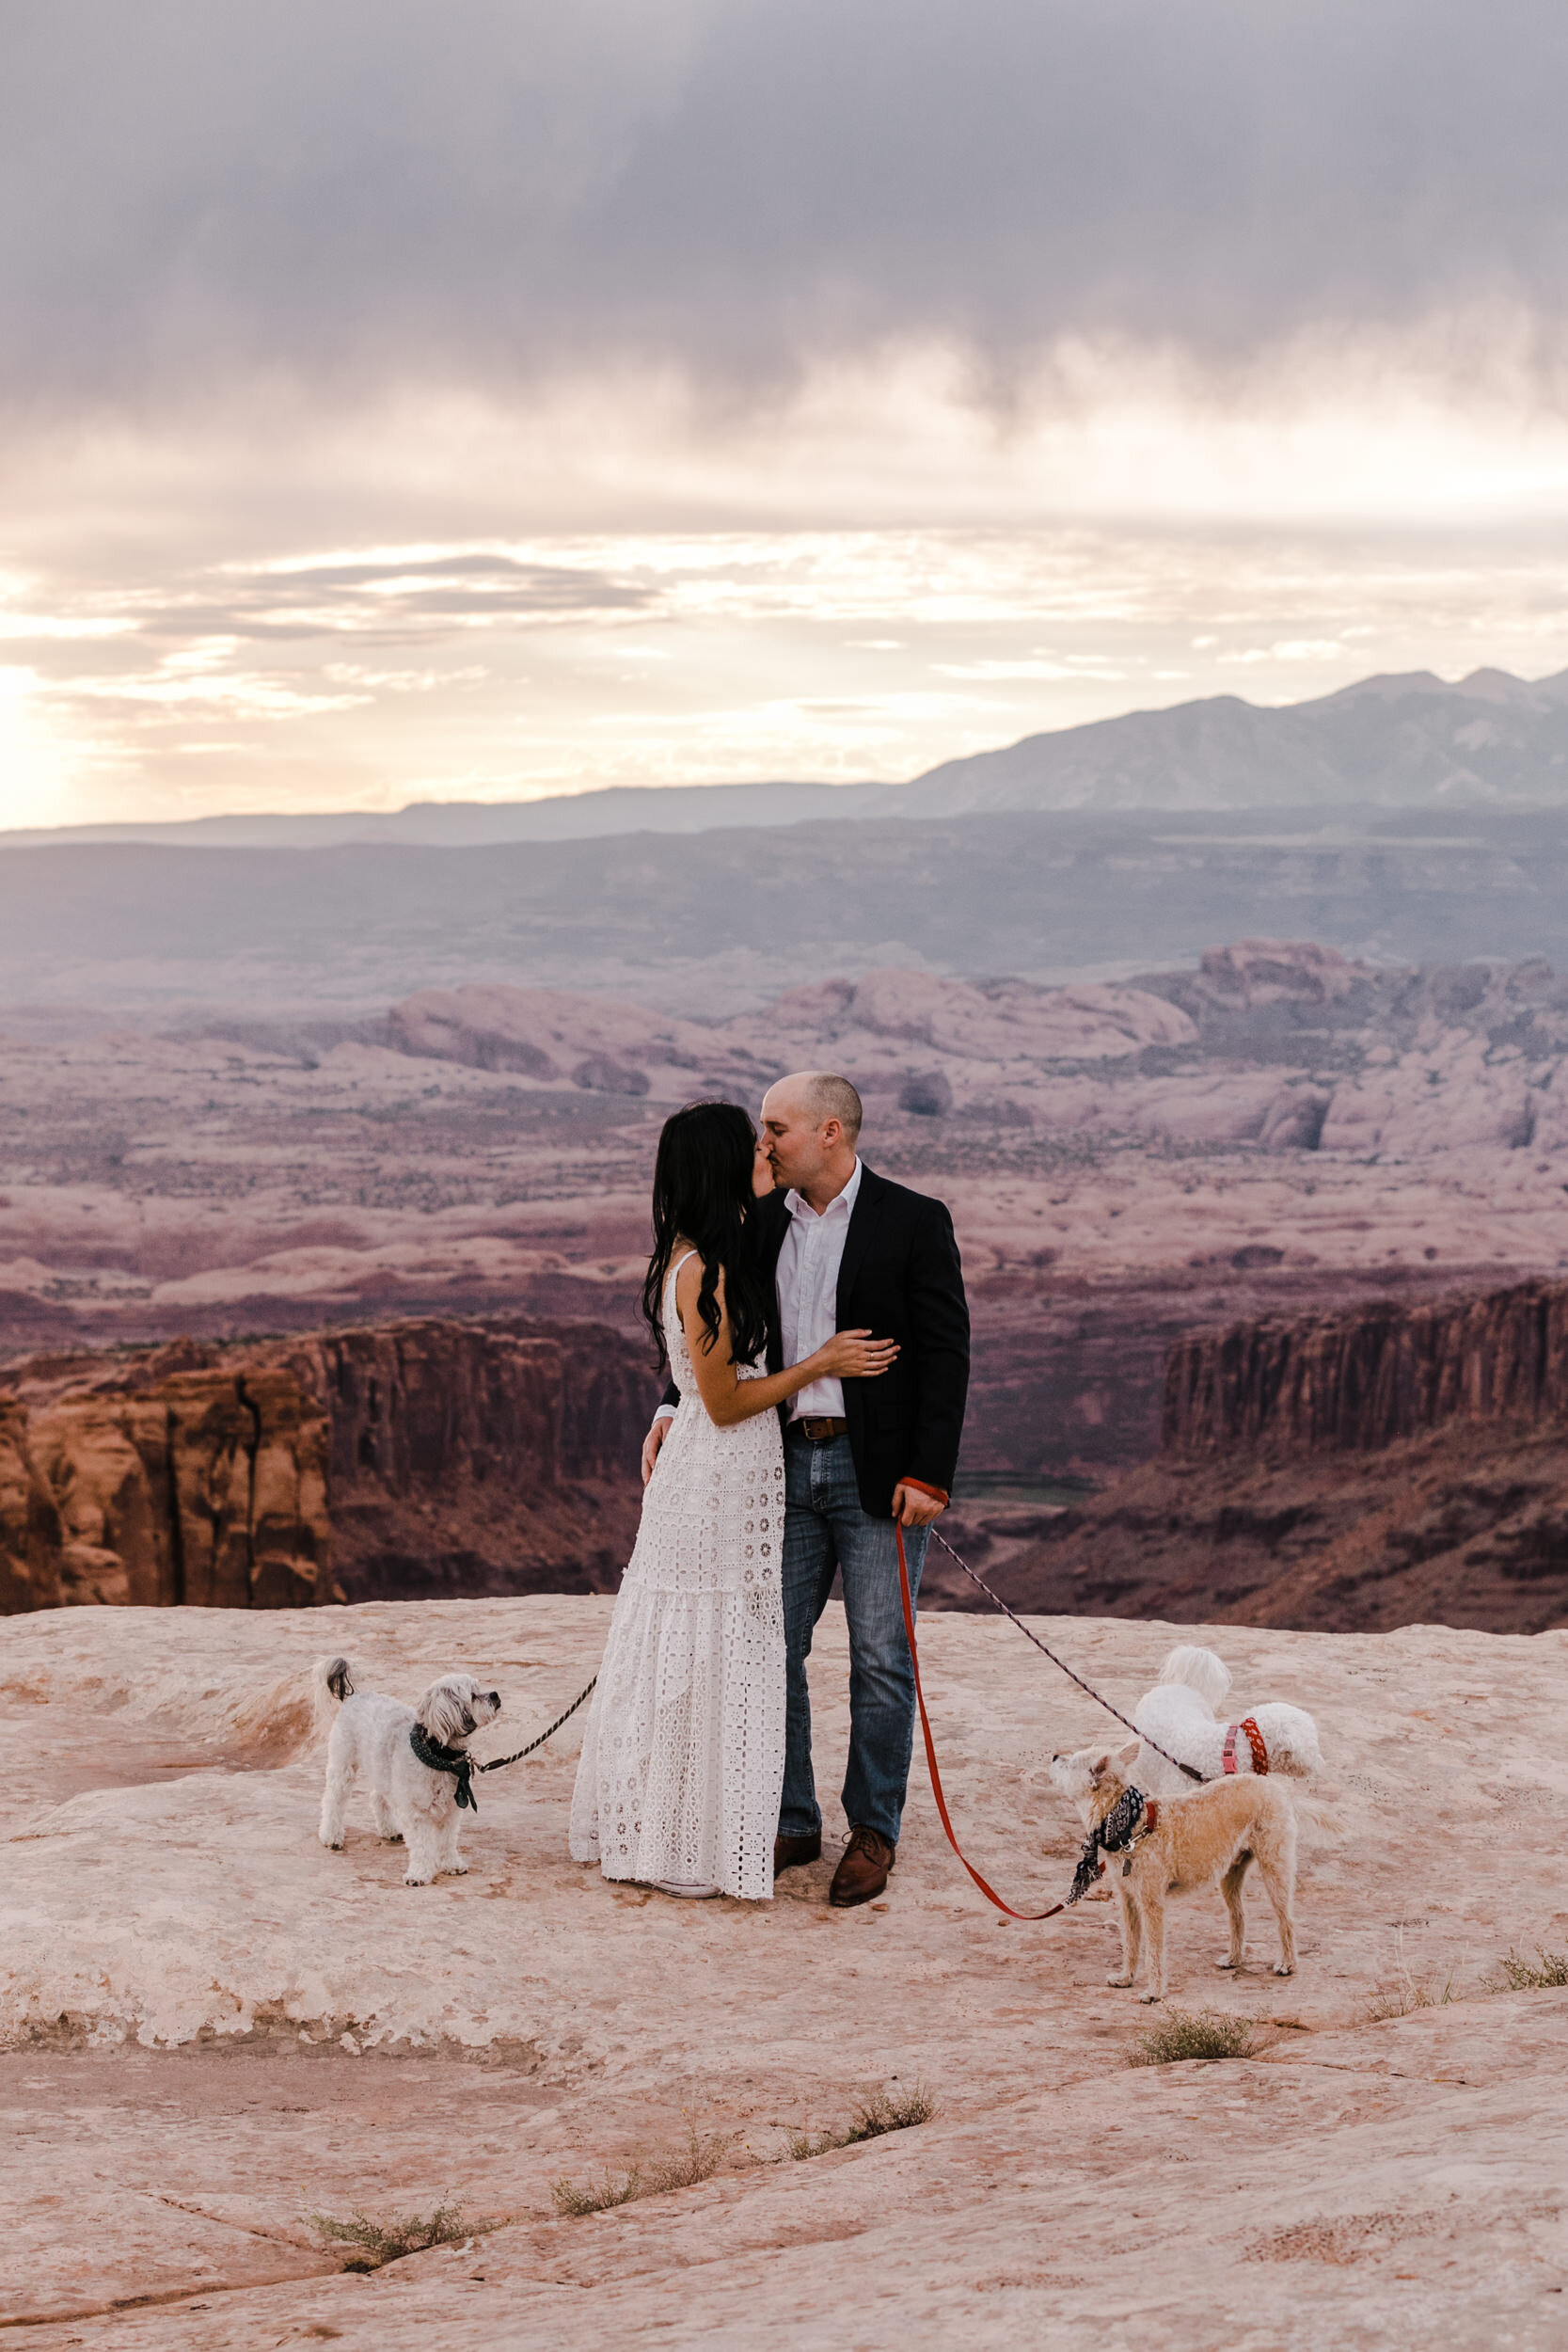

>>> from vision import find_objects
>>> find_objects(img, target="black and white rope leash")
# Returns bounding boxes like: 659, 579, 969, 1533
927, 1524, 1204, 1784
473, 1676, 597, 1776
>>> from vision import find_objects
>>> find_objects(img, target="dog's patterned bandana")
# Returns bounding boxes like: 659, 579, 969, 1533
408, 1723, 477, 1810
1068, 1784, 1152, 1905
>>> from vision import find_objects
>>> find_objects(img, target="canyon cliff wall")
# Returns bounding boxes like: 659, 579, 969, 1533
941, 1272, 1568, 1637
0, 1364, 329, 1613
1162, 1278, 1568, 1454
0, 1315, 656, 1615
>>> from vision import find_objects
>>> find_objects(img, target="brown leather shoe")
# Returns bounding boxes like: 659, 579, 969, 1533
774, 1831, 822, 1874
829, 1825, 895, 1907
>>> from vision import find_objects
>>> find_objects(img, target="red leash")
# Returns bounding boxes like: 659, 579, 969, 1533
895, 1519, 1067, 1922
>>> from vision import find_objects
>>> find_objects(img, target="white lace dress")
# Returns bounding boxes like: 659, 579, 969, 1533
569, 1253, 787, 1899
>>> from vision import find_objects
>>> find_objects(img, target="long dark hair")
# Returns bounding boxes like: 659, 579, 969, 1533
641, 1101, 772, 1370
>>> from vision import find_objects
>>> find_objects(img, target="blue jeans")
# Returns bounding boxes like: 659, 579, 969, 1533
779, 1429, 930, 1849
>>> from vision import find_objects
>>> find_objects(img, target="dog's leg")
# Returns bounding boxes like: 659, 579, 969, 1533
318, 1728, 353, 1851
437, 1810, 468, 1877
1106, 1881, 1139, 1987
370, 1793, 403, 1843
403, 1815, 441, 1886
1137, 1886, 1166, 2002
1257, 1826, 1297, 1978
1216, 1851, 1251, 1970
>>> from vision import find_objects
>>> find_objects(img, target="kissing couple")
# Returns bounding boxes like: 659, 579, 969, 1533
570, 1072, 970, 1908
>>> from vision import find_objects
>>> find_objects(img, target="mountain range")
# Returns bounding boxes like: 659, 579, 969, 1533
7, 665, 1568, 851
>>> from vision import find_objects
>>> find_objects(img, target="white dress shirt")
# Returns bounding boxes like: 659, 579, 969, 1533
654, 1158, 863, 1423
776, 1156, 862, 1421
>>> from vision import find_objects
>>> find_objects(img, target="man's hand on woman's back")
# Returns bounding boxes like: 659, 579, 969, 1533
641, 1416, 672, 1486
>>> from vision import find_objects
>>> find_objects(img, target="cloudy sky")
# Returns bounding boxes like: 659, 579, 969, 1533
5, 0, 1568, 828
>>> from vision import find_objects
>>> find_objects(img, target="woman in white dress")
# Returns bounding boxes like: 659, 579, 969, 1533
570, 1102, 897, 1901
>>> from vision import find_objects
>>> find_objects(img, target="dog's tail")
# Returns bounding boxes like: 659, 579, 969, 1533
311, 1655, 356, 1724
1274, 1725, 1326, 1778
1287, 1788, 1341, 1841
215, 1656, 354, 1762
1157, 1644, 1232, 1713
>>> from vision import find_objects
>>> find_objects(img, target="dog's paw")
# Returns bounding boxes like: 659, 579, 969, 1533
379, 1832, 404, 1844
1214, 1956, 1240, 1970
1138, 1990, 1164, 2004
1105, 1972, 1134, 1988
1273, 1961, 1296, 1977
403, 1873, 434, 1887
446, 1863, 469, 1876
319, 1836, 343, 1851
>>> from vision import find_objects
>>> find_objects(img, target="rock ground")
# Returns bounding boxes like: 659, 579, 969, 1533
2, 1597, 1566, 2346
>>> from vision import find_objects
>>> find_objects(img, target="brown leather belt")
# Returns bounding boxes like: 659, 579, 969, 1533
795, 1416, 848, 1441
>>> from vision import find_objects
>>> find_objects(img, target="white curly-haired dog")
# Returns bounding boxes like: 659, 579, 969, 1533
1130, 1644, 1324, 1797
314, 1657, 500, 1886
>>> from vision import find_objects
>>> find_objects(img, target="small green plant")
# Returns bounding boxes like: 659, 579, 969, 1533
785, 2081, 936, 2158
309, 2201, 496, 2271
551, 2121, 729, 2217
550, 2168, 646, 2218
1128, 2008, 1258, 2066
1496, 1947, 1568, 1991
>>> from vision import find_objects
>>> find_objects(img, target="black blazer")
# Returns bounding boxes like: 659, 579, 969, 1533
661, 1163, 970, 1519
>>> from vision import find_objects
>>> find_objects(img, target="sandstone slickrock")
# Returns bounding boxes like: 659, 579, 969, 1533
0, 1315, 655, 1617
1, 1597, 1565, 2345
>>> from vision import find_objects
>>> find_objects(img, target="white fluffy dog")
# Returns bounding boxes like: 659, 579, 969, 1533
315, 1656, 500, 1886
1130, 1644, 1324, 1797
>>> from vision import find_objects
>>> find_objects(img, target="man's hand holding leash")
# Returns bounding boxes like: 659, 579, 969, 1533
891, 1477, 947, 1528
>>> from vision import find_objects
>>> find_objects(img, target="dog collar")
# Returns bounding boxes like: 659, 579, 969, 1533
1222, 1718, 1270, 1775
408, 1723, 478, 1810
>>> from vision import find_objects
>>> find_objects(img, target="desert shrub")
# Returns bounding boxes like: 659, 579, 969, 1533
310, 2201, 496, 2270
1128, 2009, 1258, 2066
551, 2121, 728, 2217
1366, 1977, 1457, 2020
1497, 1947, 1568, 1991
550, 2169, 645, 2218
1367, 1925, 1458, 2019
785, 2081, 935, 2158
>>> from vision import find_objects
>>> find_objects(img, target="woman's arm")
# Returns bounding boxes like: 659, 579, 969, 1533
675, 1252, 897, 1427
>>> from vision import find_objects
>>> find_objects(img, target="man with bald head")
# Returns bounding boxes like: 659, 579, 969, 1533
644, 1072, 970, 1906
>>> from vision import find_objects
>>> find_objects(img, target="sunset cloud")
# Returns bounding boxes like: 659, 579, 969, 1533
3, 2, 1568, 825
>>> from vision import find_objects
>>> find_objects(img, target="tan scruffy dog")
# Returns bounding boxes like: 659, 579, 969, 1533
1050, 1745, 1298, 2003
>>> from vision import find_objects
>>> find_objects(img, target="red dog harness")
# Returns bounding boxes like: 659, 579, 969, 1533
1222, 1717, 1270, 1775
